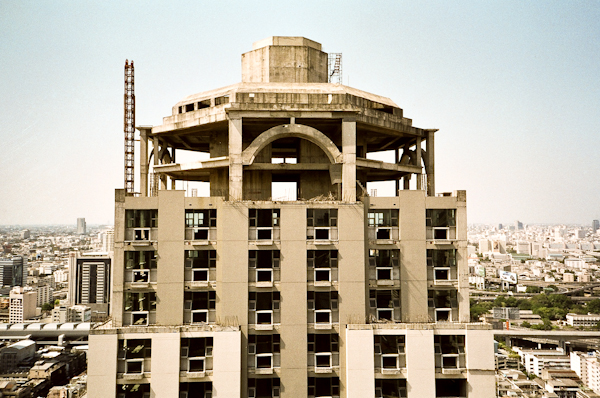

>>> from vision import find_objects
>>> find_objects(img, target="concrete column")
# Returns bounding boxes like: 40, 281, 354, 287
342, 119, 356, 202
406, 329, 435, 397
415, 137, 422, 191
345, 329, 375, 398
156, 190, 185, 325
151, 333, 181, 397
153, 137, 166, 191
426, 130, 435, 196
87, 333, 118, 398
139, 128, 150, 197
466, 330, 496, 397
395, 149, 400, 196
403, 175, 411, 190
228, 117, 243, 201
213, 331, 242, 397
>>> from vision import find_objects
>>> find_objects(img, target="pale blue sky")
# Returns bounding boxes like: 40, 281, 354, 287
1, 1, 598, 225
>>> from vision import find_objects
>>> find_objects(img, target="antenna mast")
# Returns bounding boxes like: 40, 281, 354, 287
124, 60, 135, 194
328, 53, 342, 84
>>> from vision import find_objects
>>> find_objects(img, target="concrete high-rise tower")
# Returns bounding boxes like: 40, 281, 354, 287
88, 37, 494, 398
68, 251, 111, 320
77, 218, 87, 235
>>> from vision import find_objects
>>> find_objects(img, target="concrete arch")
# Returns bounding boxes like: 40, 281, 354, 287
241, 124, 343, 165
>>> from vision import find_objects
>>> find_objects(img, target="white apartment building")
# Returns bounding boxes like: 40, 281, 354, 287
9, 286, 37, 324
87, 36, 495, 398
571, 351, 600, 394
519, 349, 571, 377
566, 313, 600, 328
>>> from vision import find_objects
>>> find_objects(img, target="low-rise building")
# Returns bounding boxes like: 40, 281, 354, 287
0, 340, 36, 373
566, 313, 600, 328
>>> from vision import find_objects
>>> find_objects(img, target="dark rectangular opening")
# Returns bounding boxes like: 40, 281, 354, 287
185, 103, 194, 112
376, 228, 391, 239
189, 358, 205, 372
257, 229, 272, 240
315, 228, 330, 240
194, 229, 209, 240
197, 99, 210, 109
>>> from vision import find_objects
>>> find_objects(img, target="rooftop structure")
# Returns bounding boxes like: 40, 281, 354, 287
88, 36, 495, 398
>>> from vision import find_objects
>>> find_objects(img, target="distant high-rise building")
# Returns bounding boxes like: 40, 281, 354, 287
515, 220, 523, 230
101, 229, 114, 253
9, 286, 37, 323
593, 220, 600, 233
20, 229, 30, 239
498, 223, 503, 230
0, 256, 27, 287
68, 252, 111, 317
77, 218, 86, 235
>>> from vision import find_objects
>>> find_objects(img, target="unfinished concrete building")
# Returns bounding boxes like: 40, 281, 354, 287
88, 36, 495, 398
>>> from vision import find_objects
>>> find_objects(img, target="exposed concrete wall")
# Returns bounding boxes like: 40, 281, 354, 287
157, 190, 185, 325
345, 329, 375, 398
405, 329, 435, 397
241, 37, 328, 83
279, 205, 308, 397
397, 192, 429, 322
213, 331, 242, 397
229, 118, 243, 201
342, 120, 357, 202
88, 333, 117, 398
465, 329, 495, 397
151, 333, 180, 397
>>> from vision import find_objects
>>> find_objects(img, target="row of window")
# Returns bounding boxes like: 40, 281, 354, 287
117, 378, 466, 398
123, 249, 457, 286
116, 333, 467, 397
123, 287, 459, 326
125, 208, 457, 241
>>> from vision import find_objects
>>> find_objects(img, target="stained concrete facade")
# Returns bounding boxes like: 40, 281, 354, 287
88, 37, 494, 398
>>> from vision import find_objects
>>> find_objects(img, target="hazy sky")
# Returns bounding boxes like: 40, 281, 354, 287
1, 1, 598, 225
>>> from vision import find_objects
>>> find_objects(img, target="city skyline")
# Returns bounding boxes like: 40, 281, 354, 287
1, 1, 599, 225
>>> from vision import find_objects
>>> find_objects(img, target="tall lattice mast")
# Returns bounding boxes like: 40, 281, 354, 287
124, 60, 135, 194
328, 53, 342, 84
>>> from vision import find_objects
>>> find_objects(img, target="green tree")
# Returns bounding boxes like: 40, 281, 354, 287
526, 286, 541, 294
588, 299, 600, 314
41, 302, 54, 312
521, 321, 531, 328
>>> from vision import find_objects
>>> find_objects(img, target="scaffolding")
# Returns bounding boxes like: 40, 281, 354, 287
124, 60, 135, 195
328, 53, 342, 84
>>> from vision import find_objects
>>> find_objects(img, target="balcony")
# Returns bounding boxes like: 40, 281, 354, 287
255, 353, 274, 375
185, 227, 216, 245
125, 227, 157, 245
314, 310, 332, 330
255, 310, 274, 331
186, 356, 206, 378
314, 268, 332, 287
314, 352, 333, 373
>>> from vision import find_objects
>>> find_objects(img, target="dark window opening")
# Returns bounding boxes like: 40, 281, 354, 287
197, 99, 210, 109
435, 379, 466, 398
185, 103, 194, 112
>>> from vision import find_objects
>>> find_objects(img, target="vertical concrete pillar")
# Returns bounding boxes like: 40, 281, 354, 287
213, 331, 242, 397
426, 130, 435, 196
139, 128, 150, 197
156, 190, 185, 325
465, 330, 496, 397
228, 117, 243, 201
153, 137, 166, 191
395, 149, 400, 196
279, 206, 308, 397
403, 175, 411, 190
151, 333, 181, 397
87, 333, 118, 398
345, 329, 375, 398
415, 137, 422, 191
406, 329, 435, 397
342, 119, 356, 202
